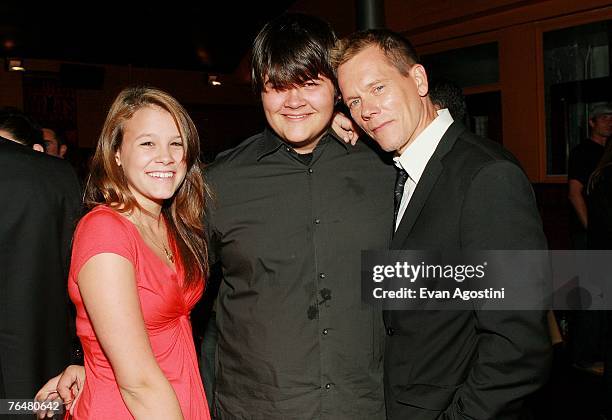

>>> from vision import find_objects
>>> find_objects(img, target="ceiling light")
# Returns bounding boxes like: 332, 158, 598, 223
7, 58, 24, 72
208, 75, 221, 86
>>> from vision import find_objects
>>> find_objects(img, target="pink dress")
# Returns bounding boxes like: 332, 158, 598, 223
68, 206, 210, 419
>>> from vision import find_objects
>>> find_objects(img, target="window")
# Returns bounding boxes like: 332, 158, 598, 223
543, 20, 612, 175
421, 42, 499, 88
422, 43, 501, 142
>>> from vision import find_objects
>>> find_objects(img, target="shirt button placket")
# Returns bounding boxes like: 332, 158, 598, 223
321, 270, 328, 337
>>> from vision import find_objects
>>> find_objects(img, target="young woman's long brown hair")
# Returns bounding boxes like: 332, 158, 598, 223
85, 86, 209, 288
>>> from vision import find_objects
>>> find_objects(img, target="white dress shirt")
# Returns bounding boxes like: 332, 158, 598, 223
394, 108, 454, 230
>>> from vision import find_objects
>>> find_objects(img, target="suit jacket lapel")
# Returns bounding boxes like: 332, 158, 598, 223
391, 122, 466, 248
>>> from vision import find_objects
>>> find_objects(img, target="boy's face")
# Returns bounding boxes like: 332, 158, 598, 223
261, 75, 336, 154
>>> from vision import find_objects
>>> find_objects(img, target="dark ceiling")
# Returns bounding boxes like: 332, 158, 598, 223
0, 1, 297, 73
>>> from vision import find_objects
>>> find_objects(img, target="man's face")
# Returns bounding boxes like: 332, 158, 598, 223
42, 128, 66, 158
338, 45, 432, 154
261, 75, 335, 154
590, 113, 612, 139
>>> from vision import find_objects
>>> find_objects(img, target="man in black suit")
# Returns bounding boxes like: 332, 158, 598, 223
0, 109, 81, 401
335, 30, 551, 419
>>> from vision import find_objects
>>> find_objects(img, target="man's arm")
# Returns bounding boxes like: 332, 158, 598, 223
444, 160, 551, 419
568, 179, 588, 229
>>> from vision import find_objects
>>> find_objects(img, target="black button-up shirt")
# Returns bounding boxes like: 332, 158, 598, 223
206, 128, 395, 419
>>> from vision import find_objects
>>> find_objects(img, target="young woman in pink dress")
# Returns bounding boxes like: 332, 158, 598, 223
58, 87, 210, 419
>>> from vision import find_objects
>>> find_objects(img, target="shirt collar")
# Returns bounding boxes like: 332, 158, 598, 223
256, 127, 286, 160
256, 126, 349, 161
393, 108, 454, 183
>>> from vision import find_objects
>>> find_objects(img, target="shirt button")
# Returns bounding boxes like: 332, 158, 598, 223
319, 273, 326, 279
314, 218, 320, 224
322, 328, 329, 335
308, 168, 314, 174
386, 327, 395, 336
285, 147, 291, 152
325, 383, 333, 390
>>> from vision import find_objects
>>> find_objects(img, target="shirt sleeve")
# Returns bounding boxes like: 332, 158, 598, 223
70, 208, 137, 282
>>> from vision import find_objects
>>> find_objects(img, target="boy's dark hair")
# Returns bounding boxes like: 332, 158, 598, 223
251, 13, 337, 93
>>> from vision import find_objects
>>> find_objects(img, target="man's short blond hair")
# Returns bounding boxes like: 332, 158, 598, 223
332, 29, 420, 77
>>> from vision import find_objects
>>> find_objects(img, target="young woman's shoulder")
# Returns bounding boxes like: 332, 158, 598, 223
72, 206, 138, 277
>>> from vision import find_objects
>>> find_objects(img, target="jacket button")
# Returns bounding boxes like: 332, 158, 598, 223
386, 327, 395, 336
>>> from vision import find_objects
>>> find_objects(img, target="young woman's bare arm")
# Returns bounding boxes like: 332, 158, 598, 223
78, 253, 183, 420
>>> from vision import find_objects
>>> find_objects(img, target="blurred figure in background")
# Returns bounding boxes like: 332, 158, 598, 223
568, 104, 612, 248
587, 139, 612, 419
429, 79, 467, 123
42, 127, 68, 158
0, 107, 45, 152
568, 103, 612, 375
0, 108, 81, 404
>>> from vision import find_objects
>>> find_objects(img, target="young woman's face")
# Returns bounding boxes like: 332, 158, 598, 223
115, 105, 187, 209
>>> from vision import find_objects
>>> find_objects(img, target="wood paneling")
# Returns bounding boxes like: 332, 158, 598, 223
499, 24, 541, 180
388, 0, 612, 47
386, 0, 540, 40
384, 0, 612, 182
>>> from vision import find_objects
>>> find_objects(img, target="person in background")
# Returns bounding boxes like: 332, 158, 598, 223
429, 79, 467, 123
43, 127, 68, 158
567, 103, 612, 374
568, 103, 612, 247
0, 108, 81, 409
587, 138, 612, 419
0, 106, 45, 152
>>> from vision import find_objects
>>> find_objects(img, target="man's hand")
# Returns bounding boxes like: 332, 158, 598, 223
331, 111, 360, 145
34, 365, 86, 418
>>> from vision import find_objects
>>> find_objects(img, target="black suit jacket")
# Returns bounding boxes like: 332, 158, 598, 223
0, 138, 82, 399
384, 123, 551, 420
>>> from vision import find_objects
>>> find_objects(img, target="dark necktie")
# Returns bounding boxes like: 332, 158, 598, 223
394, 169, 409, 223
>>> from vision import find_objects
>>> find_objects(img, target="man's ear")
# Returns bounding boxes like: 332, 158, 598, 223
411, 64, 430, 97
32, 143, 44, 153
59, 144, 68, 158
588, 118, 595, 129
